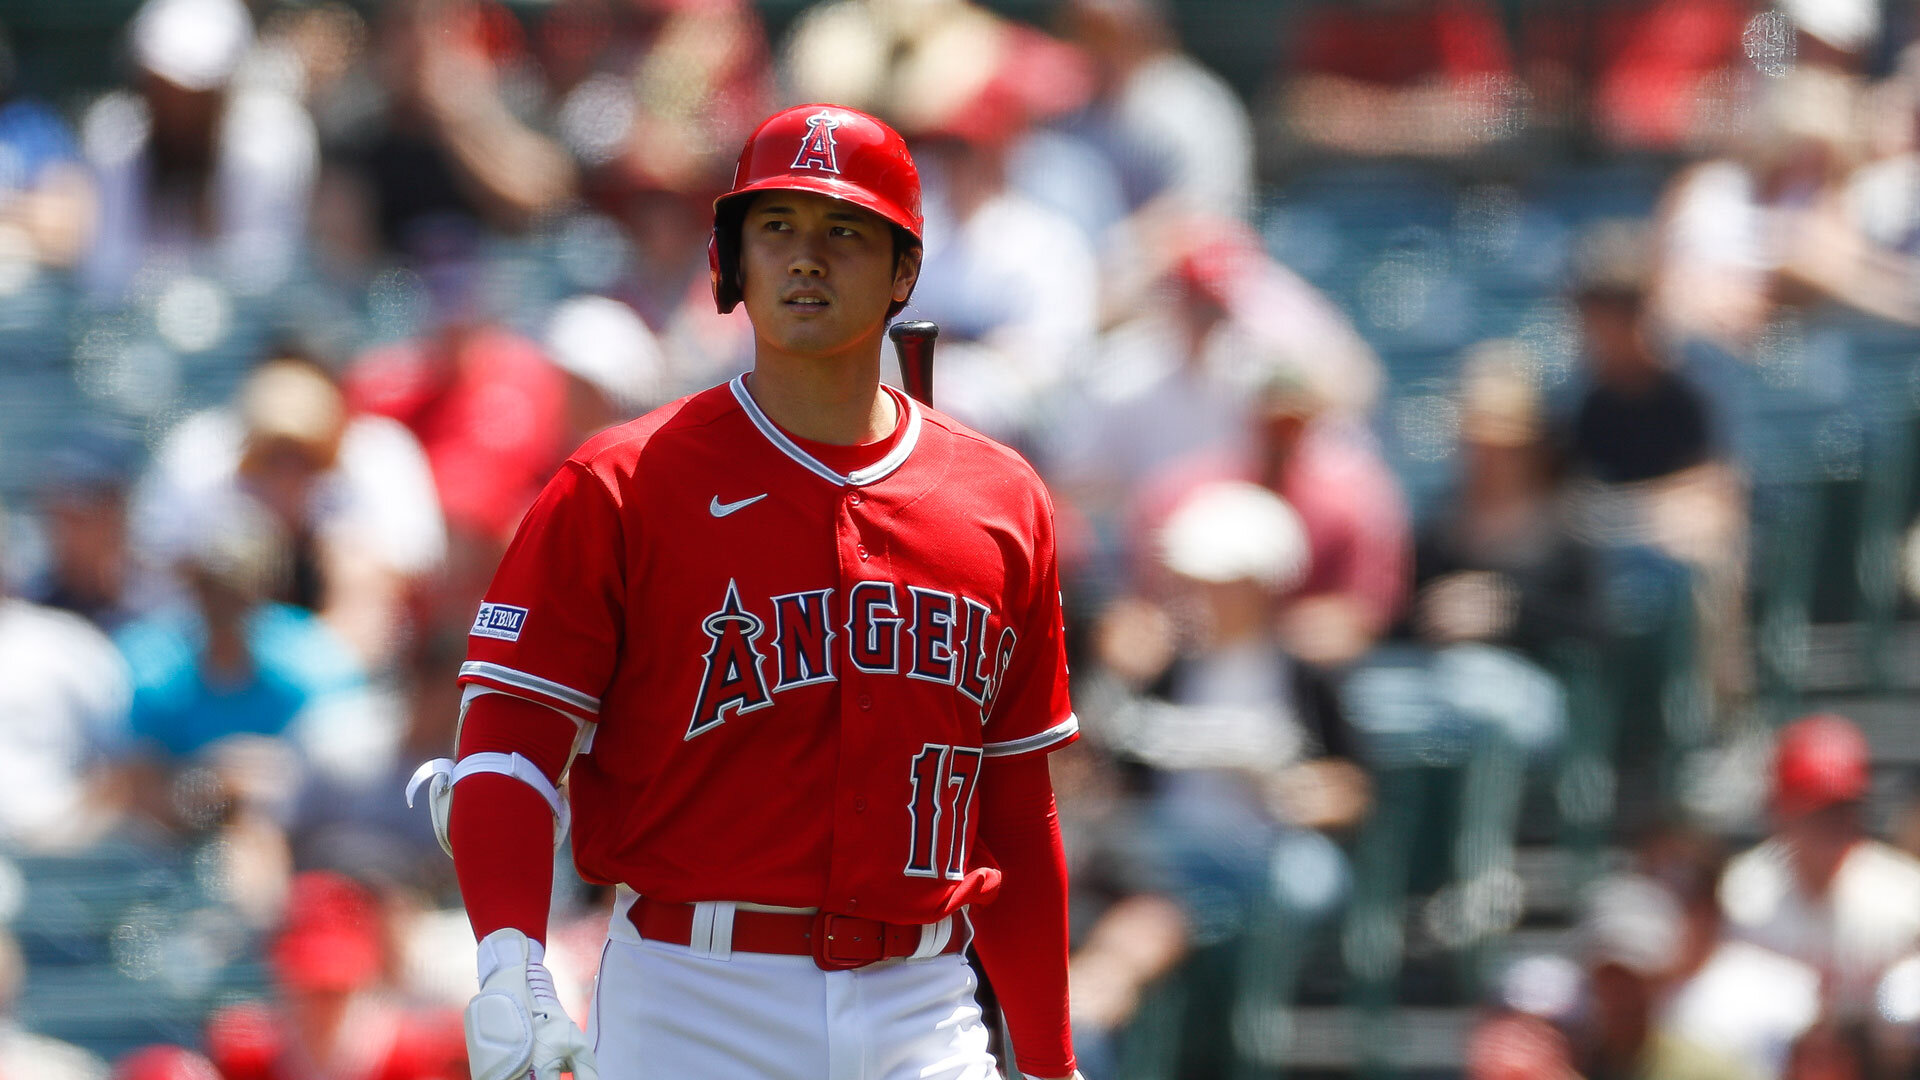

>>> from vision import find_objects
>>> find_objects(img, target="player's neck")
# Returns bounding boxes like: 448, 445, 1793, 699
745, 352, 898, 446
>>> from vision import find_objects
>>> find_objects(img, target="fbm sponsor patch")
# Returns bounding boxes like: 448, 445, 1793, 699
471, 603, 529, 642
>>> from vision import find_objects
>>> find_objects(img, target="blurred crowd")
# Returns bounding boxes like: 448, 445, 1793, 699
6, 0, 1920, 1077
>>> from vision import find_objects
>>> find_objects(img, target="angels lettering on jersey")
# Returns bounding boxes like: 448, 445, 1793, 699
689, 578, 1013, 740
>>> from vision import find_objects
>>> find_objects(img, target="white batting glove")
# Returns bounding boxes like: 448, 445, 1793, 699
465, 928, 599, 1080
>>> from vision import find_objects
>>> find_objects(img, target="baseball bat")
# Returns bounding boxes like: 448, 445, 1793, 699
889, 320, 939, 406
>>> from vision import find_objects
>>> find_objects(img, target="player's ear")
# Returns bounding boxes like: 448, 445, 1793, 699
892, 243, 923, 306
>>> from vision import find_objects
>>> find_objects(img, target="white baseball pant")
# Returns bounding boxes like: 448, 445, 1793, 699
586, 890, 998, 1080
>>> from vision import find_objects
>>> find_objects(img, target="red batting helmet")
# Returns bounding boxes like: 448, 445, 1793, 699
1773, 712, 1871, 817
709, 104, 923, 317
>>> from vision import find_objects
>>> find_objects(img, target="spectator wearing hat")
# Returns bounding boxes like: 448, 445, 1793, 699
1721, 714, 1920, 1017
1127, 356, 1411, 668
1050, 218, 1272, 533
543, 294, 669, 446
1251, 367, 1412, 667
0, 497, 135, 852
1086, 481, 1369, 1064
1050, 214, 1379, 558
206, 872, 465, 1080
79, 0, 316, 300
782, 0, 1127, 259
136, 357, 446, 665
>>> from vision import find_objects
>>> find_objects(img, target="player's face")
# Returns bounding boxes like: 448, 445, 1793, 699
738, 190, 919, 363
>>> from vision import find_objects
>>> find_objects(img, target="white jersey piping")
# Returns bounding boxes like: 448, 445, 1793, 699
728, 374, 922, 488
460, 660, 602, 716
981, 713, 1080, 758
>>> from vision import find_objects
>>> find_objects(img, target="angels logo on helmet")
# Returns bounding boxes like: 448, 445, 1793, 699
791, 110, 844, 174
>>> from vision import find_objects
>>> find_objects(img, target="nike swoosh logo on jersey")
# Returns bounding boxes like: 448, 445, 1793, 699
710, 493, 769, 517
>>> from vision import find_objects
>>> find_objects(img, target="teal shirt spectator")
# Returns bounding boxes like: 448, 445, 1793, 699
116, 603, 366, 758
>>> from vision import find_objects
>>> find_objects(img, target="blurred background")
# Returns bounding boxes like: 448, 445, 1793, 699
6, 0, 1920, 1077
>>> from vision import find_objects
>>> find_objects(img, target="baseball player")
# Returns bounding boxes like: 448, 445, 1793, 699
409, 104, 1083, 1080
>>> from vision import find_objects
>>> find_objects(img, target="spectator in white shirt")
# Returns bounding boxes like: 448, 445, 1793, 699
1646, 826, 1821, 1079
81, 0, 317, 301
1061, 0, 1255, 220
1049, 216, 1379, 548
1721, 714, 1920, 1018
134, 355, 445, 666
0, 498, 133, 851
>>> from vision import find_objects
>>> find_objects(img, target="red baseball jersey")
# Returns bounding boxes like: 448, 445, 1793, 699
458, 376, 1078, 924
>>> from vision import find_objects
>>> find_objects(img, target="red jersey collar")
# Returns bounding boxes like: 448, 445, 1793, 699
728, 374, 922, 487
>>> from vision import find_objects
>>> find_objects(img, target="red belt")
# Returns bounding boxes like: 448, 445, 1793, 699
627, 896, 965, 971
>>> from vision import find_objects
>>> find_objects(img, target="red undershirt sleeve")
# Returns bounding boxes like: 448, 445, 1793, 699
447, 691, 581, 945
969, 752, 1076, 1078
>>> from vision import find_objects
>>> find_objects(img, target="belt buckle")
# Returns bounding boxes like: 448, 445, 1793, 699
811, 912, 886, 971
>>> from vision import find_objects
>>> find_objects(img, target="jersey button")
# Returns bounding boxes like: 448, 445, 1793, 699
847, 492, 862, 506
853, 797, 867, 812
858, 694, 872, 710
856, 544, 869, 560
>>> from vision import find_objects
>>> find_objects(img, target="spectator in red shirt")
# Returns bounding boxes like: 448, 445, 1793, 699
206, 873, 465, 1080
345, 232, 568, 617
1254, 370, 1412, 664
1132, 366, 1412, 667
1270, 0, 1521, 160
347, 323, 564, 546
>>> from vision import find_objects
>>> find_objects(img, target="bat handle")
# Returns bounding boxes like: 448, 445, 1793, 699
889, 320, 939, 406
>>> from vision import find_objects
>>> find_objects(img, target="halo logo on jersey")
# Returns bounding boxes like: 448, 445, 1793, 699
688, 580, 774, 739
791, 111, 843, 175
471, 603, 529, 642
